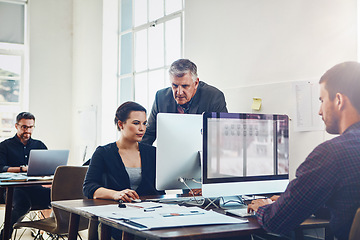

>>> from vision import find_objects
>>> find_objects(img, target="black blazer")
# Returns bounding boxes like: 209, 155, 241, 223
83, 142, 164, 198
142, 81, 228, 145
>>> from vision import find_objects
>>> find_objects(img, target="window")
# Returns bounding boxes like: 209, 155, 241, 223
0, 0, 27, 140
118, 0, 183, 111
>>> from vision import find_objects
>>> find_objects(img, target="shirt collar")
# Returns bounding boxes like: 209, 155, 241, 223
342, 121, 360, 135
13, 134, 32, 146
177, 97, 194, 114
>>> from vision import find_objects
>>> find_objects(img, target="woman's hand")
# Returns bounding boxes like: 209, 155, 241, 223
113, 189, 139, 202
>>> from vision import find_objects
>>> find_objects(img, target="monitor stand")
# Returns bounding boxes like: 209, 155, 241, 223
219, 195, 245, 209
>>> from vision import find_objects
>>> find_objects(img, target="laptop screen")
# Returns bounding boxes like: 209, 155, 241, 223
27, 150, 69, 176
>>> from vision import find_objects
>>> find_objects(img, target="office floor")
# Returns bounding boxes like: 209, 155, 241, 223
0, 205, 88, 240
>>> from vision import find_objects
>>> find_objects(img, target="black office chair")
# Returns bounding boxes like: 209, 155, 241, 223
13, 166, 96, 240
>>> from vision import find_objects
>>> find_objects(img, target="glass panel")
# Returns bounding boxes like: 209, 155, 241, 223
134, 72, 148, 109
148, 23, 164, 69
0, 55, 21, 77
120, 33, 133, 75
135, 29, 148, 72
120, 77, 133, 102
149, 0, 163, 22
165, 17, 181, 65
148, 69, 165, 109
134, 0, 147, 27
0, 111, 17, 139
0, 112, 16, 128
0, 79, 20, 103
121, 0, 132, 31
0, 2, 24, 44
165, 0, 182, 15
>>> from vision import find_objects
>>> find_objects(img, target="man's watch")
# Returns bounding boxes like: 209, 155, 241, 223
20, 166, 24, 172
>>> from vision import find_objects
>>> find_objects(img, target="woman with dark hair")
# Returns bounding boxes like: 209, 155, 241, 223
83, 101, 163, 203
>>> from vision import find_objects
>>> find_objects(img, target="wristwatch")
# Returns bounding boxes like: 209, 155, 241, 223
20, 166, 24, 172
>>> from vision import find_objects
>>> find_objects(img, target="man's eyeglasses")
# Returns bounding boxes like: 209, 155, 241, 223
16, 124, 35, 130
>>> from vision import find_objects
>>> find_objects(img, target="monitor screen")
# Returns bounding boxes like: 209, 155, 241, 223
202, 112, 289, 198
156, 113, 202, 191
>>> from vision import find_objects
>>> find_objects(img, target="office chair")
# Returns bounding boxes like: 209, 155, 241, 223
13, 166, 95, 240
349, 207, 360, 240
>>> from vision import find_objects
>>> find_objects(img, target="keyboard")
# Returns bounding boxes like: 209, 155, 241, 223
225, 208, 255, 218
146, 196, 205, 204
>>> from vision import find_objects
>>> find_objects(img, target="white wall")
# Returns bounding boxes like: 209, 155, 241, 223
28, 0, 119, 164
27, 0, 358, 173
184, 0, 357, 178
72, 0, 119, 163
72, 0, 103, 164
28, 0, 73, 156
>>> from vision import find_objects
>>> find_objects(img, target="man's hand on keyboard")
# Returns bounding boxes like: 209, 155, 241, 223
269, 195, 280, 202
247, 198, 274, 213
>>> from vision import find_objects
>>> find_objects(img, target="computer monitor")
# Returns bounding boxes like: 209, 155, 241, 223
156, 113, 202, 191
202, 112, 289, 198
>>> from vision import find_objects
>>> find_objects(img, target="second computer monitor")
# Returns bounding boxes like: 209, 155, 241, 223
202, 112, 290, 198
156, 113, 202, 191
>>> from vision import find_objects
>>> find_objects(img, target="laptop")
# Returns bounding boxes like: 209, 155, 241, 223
27, 150, 69, 176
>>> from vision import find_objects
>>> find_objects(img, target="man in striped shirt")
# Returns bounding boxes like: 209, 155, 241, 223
248, 61, 360, 240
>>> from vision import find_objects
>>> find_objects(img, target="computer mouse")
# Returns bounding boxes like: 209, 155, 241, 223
131, 198, 141, 203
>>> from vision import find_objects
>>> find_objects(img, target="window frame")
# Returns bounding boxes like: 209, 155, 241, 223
118, 0, 184, 111
0, 0, 28, 140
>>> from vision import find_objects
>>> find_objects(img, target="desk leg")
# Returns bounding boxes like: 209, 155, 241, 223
3, 187, 14, 240
324, 226, 334, 240
100, 223, 111, 240
68, 213, 80, 240
123, 232, 136, 240
294, 229, 304, 240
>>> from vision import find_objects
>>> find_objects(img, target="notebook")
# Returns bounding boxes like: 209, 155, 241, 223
27, 150, 69, 176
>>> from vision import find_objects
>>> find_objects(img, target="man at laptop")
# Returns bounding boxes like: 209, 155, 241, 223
0, 112, 51, 239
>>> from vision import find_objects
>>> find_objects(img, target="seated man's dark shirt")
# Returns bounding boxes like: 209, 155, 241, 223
0, 135, 47, 172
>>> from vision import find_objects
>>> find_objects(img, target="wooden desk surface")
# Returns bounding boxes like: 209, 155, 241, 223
100, 214, 264, 240
52, 199, 265, 240
51, 199, 116, 218
0, 179, 53, 187
52, 198, 332, 240
0, 178, 53, 240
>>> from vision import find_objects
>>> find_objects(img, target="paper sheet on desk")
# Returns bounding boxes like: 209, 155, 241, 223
77, 202, 164, 219
0, 172, 27, 182
77, 203, 248, 231
0, 173, 53, 182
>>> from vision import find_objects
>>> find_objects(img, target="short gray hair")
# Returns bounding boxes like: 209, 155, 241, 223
169, 59, 198, 82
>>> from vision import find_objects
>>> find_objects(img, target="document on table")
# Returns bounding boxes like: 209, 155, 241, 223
0, 172, 53, 182
77, 202, 248, 231
0, 172, 27, 182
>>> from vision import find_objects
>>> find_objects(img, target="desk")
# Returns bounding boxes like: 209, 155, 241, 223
0, 180, 52, 240
99, 212, 264, 240
52, 198, 333, 240
51, 199, 118, 240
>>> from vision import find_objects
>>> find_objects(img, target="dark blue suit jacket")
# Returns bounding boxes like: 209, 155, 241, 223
142, 81, 228, 145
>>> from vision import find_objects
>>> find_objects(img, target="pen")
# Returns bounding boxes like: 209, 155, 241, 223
162, 211, 204, 217
127, 204, 143, 209
144, 206, 162, 212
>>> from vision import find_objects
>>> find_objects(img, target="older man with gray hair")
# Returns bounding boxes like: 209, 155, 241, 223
142, 59, 228, 145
